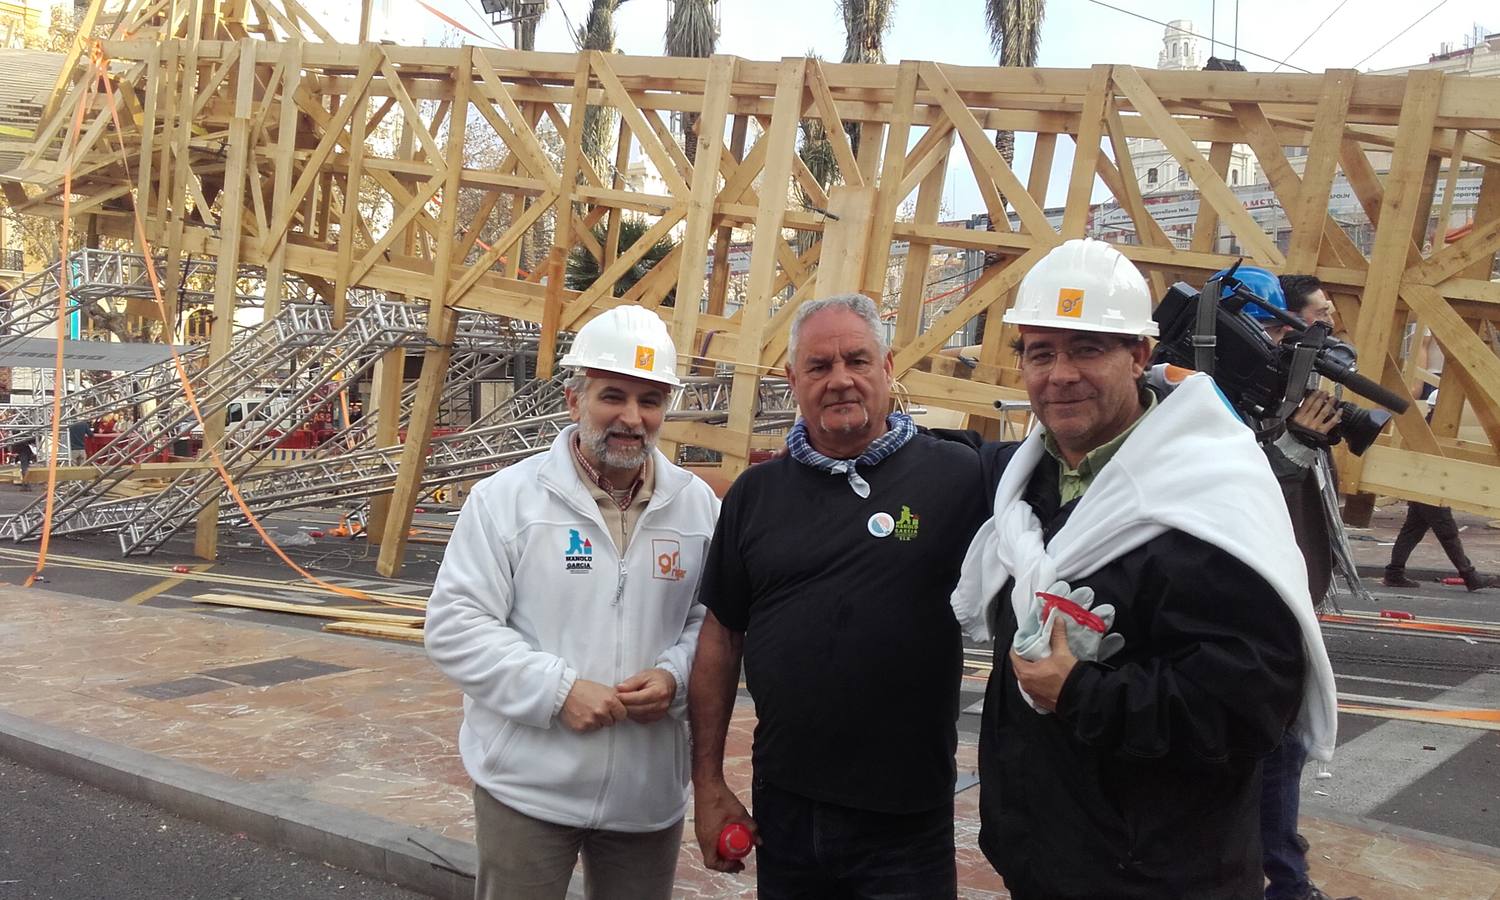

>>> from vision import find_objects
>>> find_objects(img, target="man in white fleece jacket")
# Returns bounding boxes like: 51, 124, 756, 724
425, 307, 719, 900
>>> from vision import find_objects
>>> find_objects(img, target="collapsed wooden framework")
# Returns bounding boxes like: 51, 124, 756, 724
6, 0, 1500, 575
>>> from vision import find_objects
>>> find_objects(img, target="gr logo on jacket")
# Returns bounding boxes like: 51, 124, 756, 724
425, 427, 719, 832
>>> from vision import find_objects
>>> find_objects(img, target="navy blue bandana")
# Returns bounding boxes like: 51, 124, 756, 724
785, 412, 916, 498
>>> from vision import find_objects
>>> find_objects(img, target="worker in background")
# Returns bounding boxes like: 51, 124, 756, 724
949, 239, 1336, 899
68, 419, 93, 466
1384, 389, 1498, 592
425, 306, 720, 900
14, 437, 35, 491
689, 293, 988, 898
1236, 269, 1354, 900
1280, 274, 1339, 333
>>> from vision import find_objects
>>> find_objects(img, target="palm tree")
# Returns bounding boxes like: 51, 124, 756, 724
985, 0, 1045, 165
577, 0, 634, 179
837, 0, 894, 157
664, 0, 718, 163
566, 217, 679, 303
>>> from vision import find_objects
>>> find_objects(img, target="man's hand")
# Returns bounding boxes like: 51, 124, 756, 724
692, 778, 757, 873
1290, 390, 1341, 437
559, 679, 628, 733
1010, 617, 1078, 712
615, 667, 676, 724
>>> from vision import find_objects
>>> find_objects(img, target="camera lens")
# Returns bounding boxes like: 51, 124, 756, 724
1334, 402, 1393, 456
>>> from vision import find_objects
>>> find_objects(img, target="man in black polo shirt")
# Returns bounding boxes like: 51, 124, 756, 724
688, 293, 987, 899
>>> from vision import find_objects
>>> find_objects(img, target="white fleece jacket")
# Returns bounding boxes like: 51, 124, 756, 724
951, 373, 1338, 762
425, 426, 719, 831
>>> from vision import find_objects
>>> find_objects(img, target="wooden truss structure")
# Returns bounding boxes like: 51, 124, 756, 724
6, 0, 1500, 575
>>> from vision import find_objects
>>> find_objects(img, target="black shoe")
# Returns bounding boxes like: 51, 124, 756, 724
1463, 570, 1499, 592
1292, 832, 1311, 854
1382, 574, 1420, 588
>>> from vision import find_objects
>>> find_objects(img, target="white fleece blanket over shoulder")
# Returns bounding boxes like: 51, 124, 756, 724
950, 373, 1337, 762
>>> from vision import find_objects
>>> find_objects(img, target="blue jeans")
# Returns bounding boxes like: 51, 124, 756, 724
752, 778, 957, 900
1261, 732, 1311, 900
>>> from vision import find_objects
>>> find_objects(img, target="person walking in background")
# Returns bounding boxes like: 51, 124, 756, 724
1384, 395, 1497, 592
14, 437, 36, 491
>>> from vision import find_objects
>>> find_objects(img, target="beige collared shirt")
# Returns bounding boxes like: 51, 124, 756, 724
570, 450, 655, 554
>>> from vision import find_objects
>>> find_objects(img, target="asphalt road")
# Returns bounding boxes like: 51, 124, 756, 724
0, 755, 428, 900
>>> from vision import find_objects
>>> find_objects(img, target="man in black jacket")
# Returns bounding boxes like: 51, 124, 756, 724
950, 240, 1328, 899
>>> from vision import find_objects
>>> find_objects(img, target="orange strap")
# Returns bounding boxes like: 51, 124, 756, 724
25, 43, 378, 605
24, 49, 100, 588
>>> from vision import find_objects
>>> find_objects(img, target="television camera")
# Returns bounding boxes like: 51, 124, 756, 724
1150, 261, 1409, 455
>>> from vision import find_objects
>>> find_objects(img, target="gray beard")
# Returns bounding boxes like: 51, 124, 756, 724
578, 417, 653, 471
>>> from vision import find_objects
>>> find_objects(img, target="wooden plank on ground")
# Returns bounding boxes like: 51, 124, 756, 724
193, 592, 426, 624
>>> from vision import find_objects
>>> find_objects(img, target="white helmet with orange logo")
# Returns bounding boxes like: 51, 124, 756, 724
1003, 238, 1158, 337
560, 305, 682, 387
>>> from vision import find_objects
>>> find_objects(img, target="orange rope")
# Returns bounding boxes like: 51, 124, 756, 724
42, 42, 380, 604
23, 51, 101, 588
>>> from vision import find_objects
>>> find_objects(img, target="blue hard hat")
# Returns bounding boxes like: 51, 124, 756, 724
1213, 266, 1285, 321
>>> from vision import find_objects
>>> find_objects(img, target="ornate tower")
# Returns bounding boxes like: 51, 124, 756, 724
1158, 19, 1200, 71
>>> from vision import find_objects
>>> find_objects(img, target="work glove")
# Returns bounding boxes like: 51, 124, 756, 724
1012, 579, 1125, 664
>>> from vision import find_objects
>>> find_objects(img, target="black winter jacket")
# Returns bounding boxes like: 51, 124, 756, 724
967, 439, 1306, 900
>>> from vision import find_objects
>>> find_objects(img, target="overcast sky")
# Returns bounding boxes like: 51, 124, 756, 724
422, 0, 1495, 214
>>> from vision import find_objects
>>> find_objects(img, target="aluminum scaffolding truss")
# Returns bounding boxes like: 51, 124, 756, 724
224, 374, 797, 531
0, 249, 246, 350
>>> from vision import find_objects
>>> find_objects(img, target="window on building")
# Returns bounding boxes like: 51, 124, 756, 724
1178, 168, 1188, 185
186, 309, 213, 343
1147, 167, 1158, 185
1231, 170, 1239, 185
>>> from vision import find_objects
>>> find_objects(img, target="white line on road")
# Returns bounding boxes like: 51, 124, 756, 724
1304, 672, 1500, 817
1335, 672, 1467, 692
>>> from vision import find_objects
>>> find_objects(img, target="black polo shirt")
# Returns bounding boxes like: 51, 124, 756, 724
700, 434, 988, 813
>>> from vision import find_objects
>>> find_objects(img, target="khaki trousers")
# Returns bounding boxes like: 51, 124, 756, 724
472, 786, 683, 900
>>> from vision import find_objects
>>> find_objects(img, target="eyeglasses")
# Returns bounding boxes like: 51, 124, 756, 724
1019, 340, 1130, 372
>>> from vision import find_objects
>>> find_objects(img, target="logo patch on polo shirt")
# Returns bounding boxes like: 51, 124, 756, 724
894, 505, 920, 541
867, 512, 895, 538
653, 538, 687, 581
564, 529, 593, 573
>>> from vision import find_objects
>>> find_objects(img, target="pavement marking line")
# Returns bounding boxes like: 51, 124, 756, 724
1336, 673, 1474, 692
123, 563, 214, 606
1305, 672, 1500, 817
1337, 691, 1500, 713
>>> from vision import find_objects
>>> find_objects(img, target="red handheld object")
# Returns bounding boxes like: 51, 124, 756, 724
1036, 591, 1107, 634
1379, 609, 1415, 620
717, 823, 753, 860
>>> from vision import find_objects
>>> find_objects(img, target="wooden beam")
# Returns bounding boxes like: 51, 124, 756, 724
377, 46, 472, 578
193, 38, 256, 561
1113, 66, 1283, 266
1345, 71, 1444, 487
670, 54, 734, 374
723, 57, 804, 475
1285, 70, 1355, 273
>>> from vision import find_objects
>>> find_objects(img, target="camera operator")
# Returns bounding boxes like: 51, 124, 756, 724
1221, 267, 1349, 900
1280, 275, 1339, 334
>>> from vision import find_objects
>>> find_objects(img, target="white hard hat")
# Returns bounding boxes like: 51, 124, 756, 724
1003, 238, 1159, 337
560, 306, 682, 387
